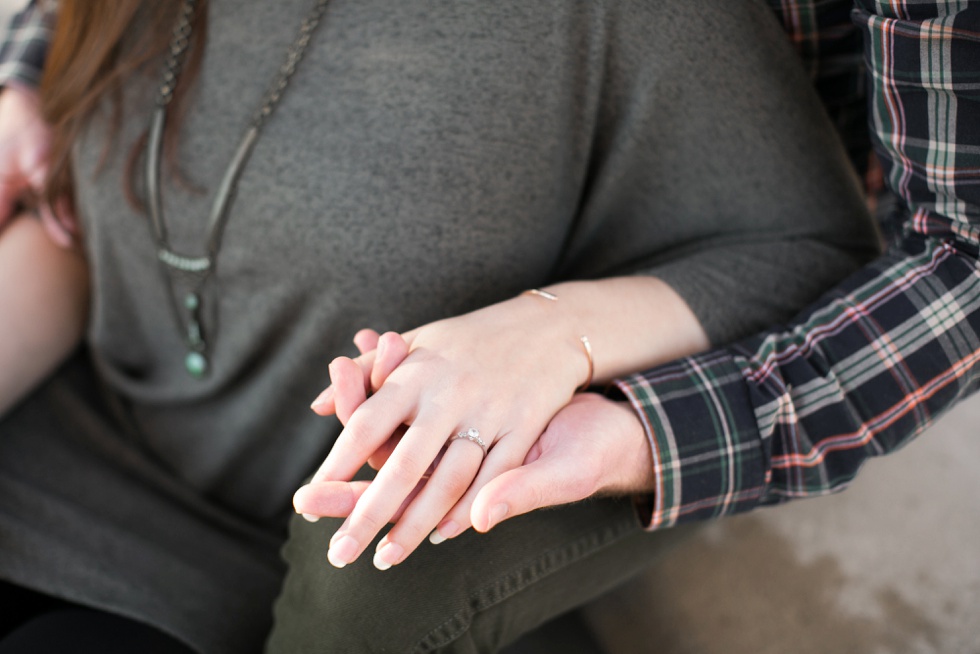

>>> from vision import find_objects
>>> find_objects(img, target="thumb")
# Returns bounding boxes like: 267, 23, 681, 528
471, 450, 595, 533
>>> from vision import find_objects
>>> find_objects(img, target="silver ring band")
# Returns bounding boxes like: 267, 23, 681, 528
454, 428, 488, 457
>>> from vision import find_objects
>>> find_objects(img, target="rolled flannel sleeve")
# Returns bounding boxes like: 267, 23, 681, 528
0, 2, 54, 90
614, 1, 980, 531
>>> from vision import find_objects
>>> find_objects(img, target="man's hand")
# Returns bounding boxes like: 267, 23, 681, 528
466, 391, 654, 533
0, 85, 73, 245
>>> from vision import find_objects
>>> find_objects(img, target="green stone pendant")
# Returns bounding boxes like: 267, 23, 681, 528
182, 292, 208, 378
185, 351, 208, 378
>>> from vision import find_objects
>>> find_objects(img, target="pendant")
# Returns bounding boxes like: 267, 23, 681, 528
183, 292, 208, 378
185, 351, 208, 378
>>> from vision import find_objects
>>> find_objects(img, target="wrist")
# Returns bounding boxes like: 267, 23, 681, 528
514, 287, 593, 393
600, 398, 657, 495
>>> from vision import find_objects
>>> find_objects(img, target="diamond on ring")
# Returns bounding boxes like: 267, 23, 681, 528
455, 428, 488, 457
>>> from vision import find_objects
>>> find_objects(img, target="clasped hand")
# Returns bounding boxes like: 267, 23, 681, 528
0, 85, 75, 242
294, 296, 654, 571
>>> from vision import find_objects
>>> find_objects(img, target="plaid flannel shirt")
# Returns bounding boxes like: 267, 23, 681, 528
616, 1, 980, 530
0, 1, 51, 89
4, 1, 978, 532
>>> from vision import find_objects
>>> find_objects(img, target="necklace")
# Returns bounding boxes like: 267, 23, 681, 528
147, 0, 330, 378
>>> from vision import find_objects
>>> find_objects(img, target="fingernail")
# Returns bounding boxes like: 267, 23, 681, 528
310, 386, 334, 410
373, 542, 404, 571
302, 513, 319, 523
429, 520, 459, 544
487, 504, 508, 530
328, 535, 359, 568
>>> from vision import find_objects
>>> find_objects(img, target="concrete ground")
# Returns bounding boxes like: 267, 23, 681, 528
567, 394, 980, 654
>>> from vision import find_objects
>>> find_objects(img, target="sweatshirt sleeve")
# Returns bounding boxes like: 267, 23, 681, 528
553, 0, 879, 348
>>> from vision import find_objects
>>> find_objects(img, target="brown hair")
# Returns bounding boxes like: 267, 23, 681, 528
38, 0, 208, 219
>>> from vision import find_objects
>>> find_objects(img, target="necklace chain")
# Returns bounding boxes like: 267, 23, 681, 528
147, 0, 330, 378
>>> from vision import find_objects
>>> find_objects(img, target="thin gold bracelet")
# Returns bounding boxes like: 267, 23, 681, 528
577, 335, 594, 391
522, 288, 594, 392
523, 288, 559, 302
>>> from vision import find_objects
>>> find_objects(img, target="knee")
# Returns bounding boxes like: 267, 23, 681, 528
269, 516, 449, 653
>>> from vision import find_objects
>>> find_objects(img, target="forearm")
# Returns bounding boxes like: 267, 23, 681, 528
0, 216, 88, 416
517, 277, 709, 387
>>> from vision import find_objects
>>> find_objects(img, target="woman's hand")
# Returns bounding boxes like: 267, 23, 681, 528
294, 330, 657, 568
296, 277, 708, 570
297, 294, 592, 570
0, 86, 75, 244
467, 391, 654, 532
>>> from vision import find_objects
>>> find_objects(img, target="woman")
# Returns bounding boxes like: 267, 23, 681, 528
0, 0, 876, 651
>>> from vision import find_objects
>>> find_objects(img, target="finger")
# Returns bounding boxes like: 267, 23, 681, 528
367, 431, 402, 471
311, 349, 377, 416
310, 329, 380, 418
370, 436, 444, 474
312, 381, 413, 482
372, 435, 485, 570
330, 357, 368, 425
428, 433, 530, 543
471, 444, 598, 533
293, 477, 424, 525
353, 328, 380, 355
325, 414, 456, 568
312, 326, 413, 415
293, 480, 370, 521
370, 331, 409, 391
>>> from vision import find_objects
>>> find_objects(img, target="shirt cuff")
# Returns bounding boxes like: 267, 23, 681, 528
611, 349, 770, 531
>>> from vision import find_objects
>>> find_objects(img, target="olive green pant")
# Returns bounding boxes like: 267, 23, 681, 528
267, 495, 695, 653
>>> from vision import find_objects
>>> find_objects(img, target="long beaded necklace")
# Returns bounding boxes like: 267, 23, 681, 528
147, 0, 330, 377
